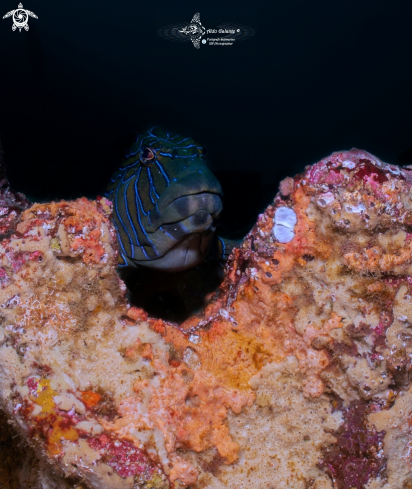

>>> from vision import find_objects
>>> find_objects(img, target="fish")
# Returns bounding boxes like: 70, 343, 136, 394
106, 126, 237, 272
178, 13, 206, 49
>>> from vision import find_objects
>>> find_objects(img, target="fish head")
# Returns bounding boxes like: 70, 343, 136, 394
107, 126, 224, 271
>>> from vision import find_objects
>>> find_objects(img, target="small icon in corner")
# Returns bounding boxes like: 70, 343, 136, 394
3, 3, 38, 32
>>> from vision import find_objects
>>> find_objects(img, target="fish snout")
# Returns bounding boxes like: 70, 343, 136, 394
147, 192, 223, 233
146, 168, 223, 232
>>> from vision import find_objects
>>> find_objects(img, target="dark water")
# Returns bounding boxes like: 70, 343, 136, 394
1, 1, 412, 238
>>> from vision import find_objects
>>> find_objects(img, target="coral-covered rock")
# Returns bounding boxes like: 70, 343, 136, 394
1, 148, 412, 488
0, 139, 30, 238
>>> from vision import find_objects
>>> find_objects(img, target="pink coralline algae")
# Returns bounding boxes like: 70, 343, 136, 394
88, 433, 155, 479
320, 402, 386, 488
5, 249, 43, 272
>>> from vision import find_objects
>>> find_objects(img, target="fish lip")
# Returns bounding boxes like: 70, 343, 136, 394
147, 190, 223, 232
131, 232, 206, 272
143, 166, 223, 242
153, 169, 223, 212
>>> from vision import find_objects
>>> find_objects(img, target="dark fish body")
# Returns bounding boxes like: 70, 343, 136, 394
106, 126, 227, 272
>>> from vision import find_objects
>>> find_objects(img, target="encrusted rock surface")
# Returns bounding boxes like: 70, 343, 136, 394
0, 139, 30, 238
1, 148, 412, 488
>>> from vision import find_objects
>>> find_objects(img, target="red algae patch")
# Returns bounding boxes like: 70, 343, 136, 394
87, 433, 155, 479
319, 402, 386, 489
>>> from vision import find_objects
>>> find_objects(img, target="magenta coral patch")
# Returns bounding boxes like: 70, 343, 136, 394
320, 402, 386, 488
88, 433, 155, 479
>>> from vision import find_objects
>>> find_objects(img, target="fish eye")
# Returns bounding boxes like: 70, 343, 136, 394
140, 147, 155, 165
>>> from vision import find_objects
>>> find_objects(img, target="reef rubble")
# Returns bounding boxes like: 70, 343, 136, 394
1, 148, 412, 488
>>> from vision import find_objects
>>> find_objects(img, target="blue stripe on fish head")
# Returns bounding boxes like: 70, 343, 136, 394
106, 126, 224, 271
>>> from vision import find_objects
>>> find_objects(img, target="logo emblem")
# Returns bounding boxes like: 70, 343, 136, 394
178, 13, 206, 49
158, 12, 255, 49
3, 3, 38, 32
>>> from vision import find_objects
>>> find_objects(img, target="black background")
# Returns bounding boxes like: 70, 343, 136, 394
1, 0, 412, 238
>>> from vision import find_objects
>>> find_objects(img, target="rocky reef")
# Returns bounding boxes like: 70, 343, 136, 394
1, 147, 412, 488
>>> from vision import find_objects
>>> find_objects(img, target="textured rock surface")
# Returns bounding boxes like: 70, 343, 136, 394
0, 139, 30, 238
1, 149, 412, 488
0, 139, 38, 489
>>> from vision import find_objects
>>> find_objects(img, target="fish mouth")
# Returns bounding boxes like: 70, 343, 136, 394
136, 169, 223, 268
145, 168, 223, 232
146, 192, 223, 233
132, 232, 212, 272
158, 206, 219, 248
136, 193, 221, 269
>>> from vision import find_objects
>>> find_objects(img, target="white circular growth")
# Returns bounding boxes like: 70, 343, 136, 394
273, 207, 297, 243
